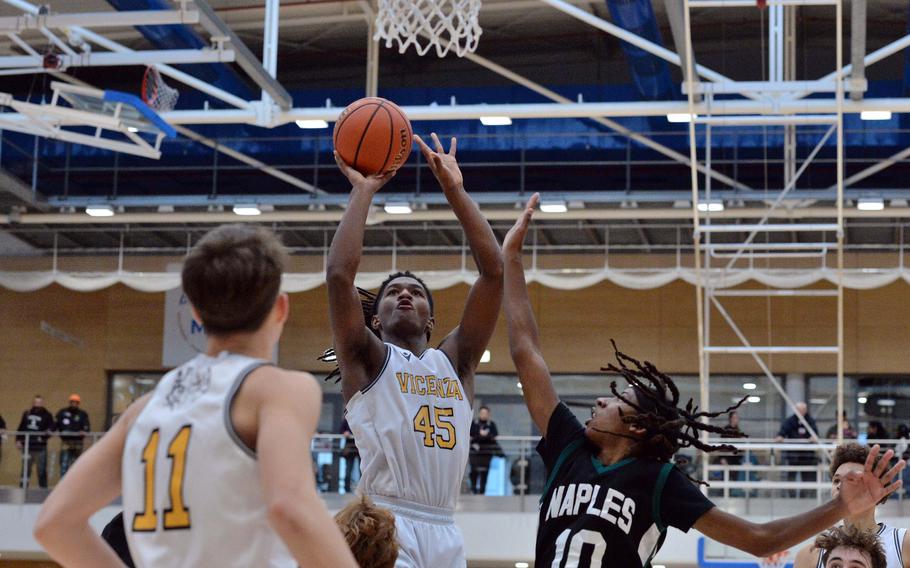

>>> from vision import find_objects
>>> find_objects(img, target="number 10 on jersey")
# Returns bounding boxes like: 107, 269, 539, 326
412, 405, 456, 449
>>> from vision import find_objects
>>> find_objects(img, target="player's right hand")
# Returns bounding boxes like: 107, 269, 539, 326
838, 444, 905, 516
334, 151, 396, 195
503, 193, 539, 257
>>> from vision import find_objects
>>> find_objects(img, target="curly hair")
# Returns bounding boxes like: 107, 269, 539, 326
334, 495, 398, 568
815, 525, 887, 568
319, 271, 434, 383
591, 341, 748, 485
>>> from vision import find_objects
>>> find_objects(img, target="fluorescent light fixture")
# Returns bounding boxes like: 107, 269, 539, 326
540, 200, 568, 213
652, 565, 667, 568
747, 396, 761, 403
384, 202, 412, 215
232, 204, 262, 216
516, 382, 522, 389
85, 204, 114, 217
697, 200, 725, 212
127, 126, 139, 133
857, 198, 885, 211
809, 398, 827, 405
515, 563, 530, 568
480, 349, 491, 363
667, 113, 695, 123
295, 119, 329, 129
157, 205, 174, 213
743, 382, 757, 390
877, 398, 896, 407
479, 116, 512, 126
858, 396, 868, 404
860, 111, 892, 121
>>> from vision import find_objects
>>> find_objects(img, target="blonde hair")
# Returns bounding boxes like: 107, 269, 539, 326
334, 495, 398, 568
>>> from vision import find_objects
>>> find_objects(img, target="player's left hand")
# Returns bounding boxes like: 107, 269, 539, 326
839, 444, 905, 516
415, 133, 463, 192
503, 193, 539, 258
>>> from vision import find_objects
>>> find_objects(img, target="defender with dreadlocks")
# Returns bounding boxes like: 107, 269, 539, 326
503, 194, 905, 568
327, 134, 502, 568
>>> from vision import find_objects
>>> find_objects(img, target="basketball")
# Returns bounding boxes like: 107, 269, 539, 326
333, 97, 413, 176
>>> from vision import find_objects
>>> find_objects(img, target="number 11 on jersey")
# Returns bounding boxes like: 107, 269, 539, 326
132, 425, 193, 532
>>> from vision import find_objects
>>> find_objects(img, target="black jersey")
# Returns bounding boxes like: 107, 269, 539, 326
536, 403, 716, 568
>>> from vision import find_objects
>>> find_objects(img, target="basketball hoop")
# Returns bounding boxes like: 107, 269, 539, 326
141, 66, 179, 112
373, 0, 482, 58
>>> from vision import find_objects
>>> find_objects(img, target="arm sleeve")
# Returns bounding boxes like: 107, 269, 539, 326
0, 415, 5, 429
778, 416, 794, 438
470, 422, 479, 440
490, 422, 499, 438
536, 402, 585, 471
659, 466, 716, 532
16, 412, 27, 443
83, 411, 91, 432
55, 410, 64, 431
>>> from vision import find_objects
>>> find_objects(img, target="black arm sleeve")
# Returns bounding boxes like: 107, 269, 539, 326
489, 421, 499, 438
659, 466, 716, 532
82, 410, 91, 432
778, 416, 795, 438
536, 402, 585, 471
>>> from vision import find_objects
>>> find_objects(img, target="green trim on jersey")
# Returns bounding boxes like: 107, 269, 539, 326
590, 455, 636, 475
652, 462, 674, 532
540, 438, 585, 501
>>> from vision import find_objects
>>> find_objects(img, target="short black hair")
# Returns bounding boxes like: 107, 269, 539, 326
372, 271, 435, 317
479, 405, 490, 412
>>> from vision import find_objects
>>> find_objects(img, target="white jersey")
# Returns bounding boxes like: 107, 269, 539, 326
346, 343, 472, 510
122, 352, 294, 568
817, 523, 906, 568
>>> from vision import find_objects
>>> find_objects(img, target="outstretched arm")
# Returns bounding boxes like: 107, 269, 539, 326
34, 394, 151, 568
326, 154, 394, 401
419, 134, 503, 402
695, 446, 904, 557
503, 193, 560, 436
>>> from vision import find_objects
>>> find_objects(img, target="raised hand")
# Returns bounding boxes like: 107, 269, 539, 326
839, 445, 905, 516
503, 193, 540, 258
415, 133, 463, 192
334, 151, 396, 195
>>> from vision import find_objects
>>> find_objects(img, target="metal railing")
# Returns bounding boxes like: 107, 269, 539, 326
3, 432, 909, 511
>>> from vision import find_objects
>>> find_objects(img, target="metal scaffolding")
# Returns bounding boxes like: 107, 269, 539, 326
682, 0, 847, 483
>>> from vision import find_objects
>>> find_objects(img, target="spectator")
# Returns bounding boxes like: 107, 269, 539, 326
895, 424, 909, 459
775, 401, 819, 498
469, 405, 500, 495
867, 421, 890, 443
714, 410, 744, 495
826, 411, 858, 440
16, 395, 55, 489
55, 394, 90, 477
339, 418, 359, 493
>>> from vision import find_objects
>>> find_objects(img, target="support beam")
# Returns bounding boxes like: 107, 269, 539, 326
850, 0, 867, 101
663, 0, 698, 99
192, 0, 293, 110
0, 49, 235, 70
0, 9, 200, 32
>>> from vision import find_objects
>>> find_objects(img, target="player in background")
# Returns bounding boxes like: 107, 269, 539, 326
795, 443, 910, 568
503, 193, 905, 568
34, 225, 356, 568
335, 494, 400, 568
815, 525, 887, 568
326, 133, 502, 567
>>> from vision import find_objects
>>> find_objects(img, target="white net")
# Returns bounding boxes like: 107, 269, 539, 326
141, 66, 179, 113
760, 551, 790, 568
374, 0, 483, 58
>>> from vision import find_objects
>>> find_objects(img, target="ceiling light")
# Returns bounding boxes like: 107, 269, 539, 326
480, 116, 512, 126
858, 396, 868, 404
480, 349, 491, 363
877, 398, 896, 407
384, 202, 412, 215
860, 111, 892, 121
157, 205, 174, 213
127, 126, 139, 133
743, 382, 757, 390
748, 396, 761, 403
667, 113, 696, 123
809, 398, 827, 405
697, 200, 724, 212
232, 204, 261, 216
857, 198, 885, 211
652, 565, 667, 568
540, 200, 568, 213
515, 563, 530, 568
295, 119, 329, 129
516, 382, 522, 389
85, 204, 114, 217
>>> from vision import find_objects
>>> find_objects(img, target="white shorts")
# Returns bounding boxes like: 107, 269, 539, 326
371, 496, 466, 568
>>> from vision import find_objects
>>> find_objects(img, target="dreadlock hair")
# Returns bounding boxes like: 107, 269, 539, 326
318, 271, 435, 383
591, 340, 748, 485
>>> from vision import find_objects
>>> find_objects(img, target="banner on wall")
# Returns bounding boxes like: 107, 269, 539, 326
162, 287, 207, 368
